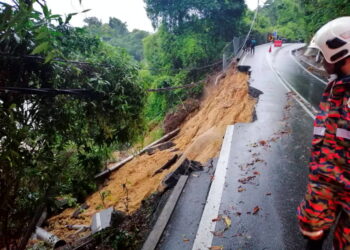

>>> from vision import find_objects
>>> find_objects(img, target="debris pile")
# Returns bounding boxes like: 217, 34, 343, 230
46, 65, 256, 241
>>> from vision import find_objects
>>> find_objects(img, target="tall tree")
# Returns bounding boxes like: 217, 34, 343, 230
141, 0, 246, 123
144, 0, 246, 41
84, 17, 149, 61
143, 0, 246, 71
109, 17, 128, 35
0, 2, 145, 249
83, 16, 102, 26
299, 0, 350, 39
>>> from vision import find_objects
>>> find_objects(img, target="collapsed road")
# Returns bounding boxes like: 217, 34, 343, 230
157, 43, 332, 250
44, 57, 256, 248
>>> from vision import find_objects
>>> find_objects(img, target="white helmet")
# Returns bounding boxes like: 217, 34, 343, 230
306, 16, 350, 64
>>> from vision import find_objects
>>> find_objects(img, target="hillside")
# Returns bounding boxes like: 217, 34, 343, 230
84, 17, 149, 61
46, 64, 256, 243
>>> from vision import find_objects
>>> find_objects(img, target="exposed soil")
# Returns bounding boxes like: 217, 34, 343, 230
163, 98, 200, 134
46, 65, 256, 241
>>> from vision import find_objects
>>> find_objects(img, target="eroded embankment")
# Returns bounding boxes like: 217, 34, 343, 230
47, 66, 256, 241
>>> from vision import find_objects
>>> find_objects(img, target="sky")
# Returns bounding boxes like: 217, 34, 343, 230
4, 0, 267, 32
246, 0, 267, 11
44, 0, 155, 32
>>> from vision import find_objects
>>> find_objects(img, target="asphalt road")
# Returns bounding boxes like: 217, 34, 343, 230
211, 43, 318, 250
158, 43, 330, 250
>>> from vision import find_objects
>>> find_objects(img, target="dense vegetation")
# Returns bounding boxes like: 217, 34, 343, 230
0, 0, 248, 248
246, 0, 306, 43
301, 0, 350, 39
83, 17, 149, 61
250, 0, 350, 43
142, 0, 246, 122
0, 1, 144, 248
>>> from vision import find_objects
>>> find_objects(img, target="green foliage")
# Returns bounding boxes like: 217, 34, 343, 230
247, 0, 350, 43
83, 16, 102, 26
109, 17, 128, 35
0, 1, 145, 248
300, 0, 350, 40
140, 71, 204, 124
243, 0, 306, 43
83, 16, 150, 61
143, 0, 245, 73
148, 127, 164, 143
108, 230, 136, 250
142, 0, 247, 122
145, 0, 245, 40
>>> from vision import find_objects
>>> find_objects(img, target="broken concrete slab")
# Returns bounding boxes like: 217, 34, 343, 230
162, 159, 203, 189
91, 207, 127, 234
91, 207, 114, 234
248, 86, 264, 99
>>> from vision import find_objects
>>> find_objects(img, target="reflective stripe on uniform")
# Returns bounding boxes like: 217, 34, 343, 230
336, 128, 350, 140
314, 127, 326, 136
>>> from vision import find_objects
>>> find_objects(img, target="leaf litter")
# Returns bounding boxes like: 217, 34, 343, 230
211, 214, 232, 237
209, 246, 224, 250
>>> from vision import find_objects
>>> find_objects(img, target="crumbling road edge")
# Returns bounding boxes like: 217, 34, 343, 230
192, 125, 235, 249
141, 175, 189, 250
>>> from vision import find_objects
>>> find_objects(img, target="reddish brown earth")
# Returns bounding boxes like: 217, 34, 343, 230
47, 66, 256, 241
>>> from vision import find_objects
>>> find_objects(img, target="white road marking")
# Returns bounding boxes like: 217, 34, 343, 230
192, 125, 235, 250
289, 47, 327, 85
240, 53, 248, 65
266, 49, 316, 120
192, 45, 315, 249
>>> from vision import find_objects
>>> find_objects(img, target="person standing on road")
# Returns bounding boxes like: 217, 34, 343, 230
297, 17, 350, 250
251, 38, 257, 54
245, 39, 251, 53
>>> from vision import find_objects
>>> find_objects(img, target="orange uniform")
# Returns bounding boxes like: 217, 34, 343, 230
298, 76, 350, 249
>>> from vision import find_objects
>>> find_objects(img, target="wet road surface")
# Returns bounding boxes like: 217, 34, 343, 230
210, 43, 317, 250
158, 44, 331, 250
272, 43, 327, 110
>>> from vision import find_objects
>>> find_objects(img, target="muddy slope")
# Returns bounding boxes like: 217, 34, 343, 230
47, 66, 256, 241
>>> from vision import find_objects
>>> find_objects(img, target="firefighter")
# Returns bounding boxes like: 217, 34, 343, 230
297, 16, 350, 250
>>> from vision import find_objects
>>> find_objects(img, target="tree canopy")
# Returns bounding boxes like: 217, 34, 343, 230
0, 1, 144, 248
248, 0, 350, 43
141, 0, 246, 123
83, 16, 149, 61
145, 0, 245, 40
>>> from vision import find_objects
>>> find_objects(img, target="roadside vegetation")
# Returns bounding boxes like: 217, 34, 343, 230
248, 0, 350, 43
1, 0, 349, 249
0, 0, 246, 248
0, 1, 144, 248
83, 16, 149, 61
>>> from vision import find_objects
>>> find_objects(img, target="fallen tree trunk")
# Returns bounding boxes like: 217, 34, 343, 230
145, 141, 176, 155
95, 128, 180, 179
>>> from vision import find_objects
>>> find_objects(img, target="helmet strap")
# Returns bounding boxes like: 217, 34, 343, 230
334, 57, 348, 79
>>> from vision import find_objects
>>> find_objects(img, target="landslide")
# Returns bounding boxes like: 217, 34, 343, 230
47, 65, 256, 241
